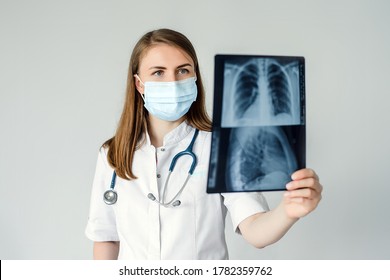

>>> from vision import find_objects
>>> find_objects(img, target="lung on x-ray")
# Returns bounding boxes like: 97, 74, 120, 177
207, 55, 305, 193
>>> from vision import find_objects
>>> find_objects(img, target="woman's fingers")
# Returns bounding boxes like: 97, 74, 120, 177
284, 187, 318, 199
286, 177, 322, 193
283, 168, 323, 218
291, 168, 319, 181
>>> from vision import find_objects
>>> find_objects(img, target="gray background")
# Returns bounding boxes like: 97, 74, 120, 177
1, 0, 389, 259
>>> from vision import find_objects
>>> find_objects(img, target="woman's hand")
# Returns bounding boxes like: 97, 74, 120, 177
283, 168, 323, 219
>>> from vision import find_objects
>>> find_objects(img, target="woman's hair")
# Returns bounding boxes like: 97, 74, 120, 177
103, 28, 212, 180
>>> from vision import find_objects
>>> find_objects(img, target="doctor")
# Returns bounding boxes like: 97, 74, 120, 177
85, 28, 322, 260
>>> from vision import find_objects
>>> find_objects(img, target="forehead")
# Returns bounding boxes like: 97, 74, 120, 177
138, 43, 194, 71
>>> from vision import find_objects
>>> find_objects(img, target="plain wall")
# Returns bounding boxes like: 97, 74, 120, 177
1, 0, 389, 259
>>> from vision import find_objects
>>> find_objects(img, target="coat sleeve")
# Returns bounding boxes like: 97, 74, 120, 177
85, 148, 120, 241
222, 192, 270, 234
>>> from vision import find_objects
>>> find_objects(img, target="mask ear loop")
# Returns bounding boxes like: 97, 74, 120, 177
134, 74, 145, 101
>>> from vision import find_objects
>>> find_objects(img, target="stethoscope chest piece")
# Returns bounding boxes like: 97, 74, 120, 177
103, 189, 118, 205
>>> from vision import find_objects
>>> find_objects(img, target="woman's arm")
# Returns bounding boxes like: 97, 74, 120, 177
93, 241, 120, 260
239, 168, 323, 248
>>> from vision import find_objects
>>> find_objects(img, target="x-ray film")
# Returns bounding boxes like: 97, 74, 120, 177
207, 55, 305, 193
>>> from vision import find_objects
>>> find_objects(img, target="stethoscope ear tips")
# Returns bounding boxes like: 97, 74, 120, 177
148, 193, 181, 207
147, 193, 156, 201
172, 200, 181, 207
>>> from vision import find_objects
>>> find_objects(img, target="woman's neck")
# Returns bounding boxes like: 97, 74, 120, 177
147, 115, 185, 147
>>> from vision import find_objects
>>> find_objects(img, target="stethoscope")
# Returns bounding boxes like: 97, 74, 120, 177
103, 129, 199, 207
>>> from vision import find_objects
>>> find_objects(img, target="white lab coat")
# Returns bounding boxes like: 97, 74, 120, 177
85, 121, 269, 259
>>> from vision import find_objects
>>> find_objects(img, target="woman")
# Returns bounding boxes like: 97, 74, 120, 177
85, 28, 322, 260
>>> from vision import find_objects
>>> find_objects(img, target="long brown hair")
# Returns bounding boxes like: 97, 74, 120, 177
103, 28, 212, 180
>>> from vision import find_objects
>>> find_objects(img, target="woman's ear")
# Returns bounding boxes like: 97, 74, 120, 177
134, 74, 144, 94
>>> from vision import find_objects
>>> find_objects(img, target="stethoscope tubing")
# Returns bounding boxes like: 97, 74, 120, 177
169, 129, 199, 175
103, 129, 199, 206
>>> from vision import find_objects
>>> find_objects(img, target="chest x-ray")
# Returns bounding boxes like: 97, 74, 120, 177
207, 55, 305, 193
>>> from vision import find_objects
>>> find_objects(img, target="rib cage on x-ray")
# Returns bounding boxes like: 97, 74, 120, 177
207, 55, 305, 193
226, 126, 297, 191
221, 58, 301, 127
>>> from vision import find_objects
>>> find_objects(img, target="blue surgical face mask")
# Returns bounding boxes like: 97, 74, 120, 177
136, 75, 198, 121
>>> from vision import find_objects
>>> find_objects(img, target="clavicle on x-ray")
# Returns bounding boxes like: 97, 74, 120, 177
207, 55, 306, 193
222, 58, 301, 127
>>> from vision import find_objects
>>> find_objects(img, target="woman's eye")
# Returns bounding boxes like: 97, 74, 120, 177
178, 68, 189, 75
152, 70, 163, 76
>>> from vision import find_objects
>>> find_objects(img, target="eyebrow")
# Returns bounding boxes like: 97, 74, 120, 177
148, 66, 166, 70
176, 63, 193, 69
148, 63, 193, 70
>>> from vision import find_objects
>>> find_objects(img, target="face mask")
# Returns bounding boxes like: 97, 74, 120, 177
136, 76, 198, 121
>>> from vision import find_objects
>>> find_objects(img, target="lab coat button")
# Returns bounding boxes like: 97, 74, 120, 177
157, 174, 161, 178
160, 148, 165, 152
